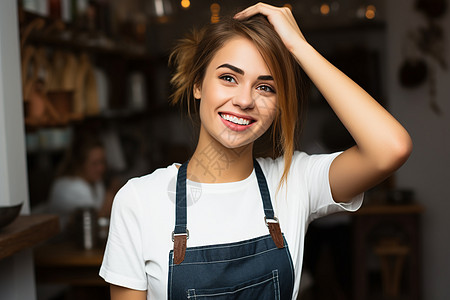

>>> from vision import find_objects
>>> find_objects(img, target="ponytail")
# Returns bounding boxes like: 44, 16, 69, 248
169, 28, 205, 115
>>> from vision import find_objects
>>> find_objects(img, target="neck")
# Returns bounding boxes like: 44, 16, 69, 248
188, 134, 254, 184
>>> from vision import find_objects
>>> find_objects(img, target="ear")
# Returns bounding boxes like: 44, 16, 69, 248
193, 82, 202, 100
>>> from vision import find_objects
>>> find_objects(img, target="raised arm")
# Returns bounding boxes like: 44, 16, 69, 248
235, 3, 412, 203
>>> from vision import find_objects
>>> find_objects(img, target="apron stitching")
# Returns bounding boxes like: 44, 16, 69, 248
284, 245, 296, 288
169, 255, 173, 300
169, 247, 279, 266
272, 269, 280, 300
193, 276, 275, 297
187, 288, 196, 299
182, 235, 274, 252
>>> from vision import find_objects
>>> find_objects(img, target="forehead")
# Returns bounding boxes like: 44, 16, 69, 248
207, 36, 272, 76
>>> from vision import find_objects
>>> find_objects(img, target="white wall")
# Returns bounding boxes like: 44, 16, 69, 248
0, 1, 36, 299
386, 1, 450, 299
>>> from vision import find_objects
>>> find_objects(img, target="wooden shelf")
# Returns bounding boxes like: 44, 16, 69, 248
19, 9, 151, 60
0, 214, 59, 260
34, 240, 106, 286
35, 241, 104, 267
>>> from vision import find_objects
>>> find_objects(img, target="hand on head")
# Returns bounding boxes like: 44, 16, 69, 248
234, 3, 307, 52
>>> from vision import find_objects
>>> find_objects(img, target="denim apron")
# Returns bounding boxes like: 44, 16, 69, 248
168, 160, 295, 300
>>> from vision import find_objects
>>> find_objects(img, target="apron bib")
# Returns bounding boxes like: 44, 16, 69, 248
168, 160, 294, 300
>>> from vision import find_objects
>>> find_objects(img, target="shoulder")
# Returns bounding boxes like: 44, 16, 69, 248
112, 163, 178, 208
255, 151, 342, 183
109, 164, 178, 237
124, 163, 178, 193
255, 151, 313, 174
256, 151, 313, 165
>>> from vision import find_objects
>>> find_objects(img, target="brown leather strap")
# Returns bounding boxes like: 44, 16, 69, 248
268, 222, 284, 249
173, 235, 187, 265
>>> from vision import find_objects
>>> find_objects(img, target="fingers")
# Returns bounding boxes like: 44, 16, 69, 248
233, 2, 306, 49
234, 2, 285, 20
234, 3, 297, 34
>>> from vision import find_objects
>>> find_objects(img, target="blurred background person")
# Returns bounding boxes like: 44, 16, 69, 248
47, 129, 121, 230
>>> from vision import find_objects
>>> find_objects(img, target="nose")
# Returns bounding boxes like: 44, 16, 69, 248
231, 85, 255, 110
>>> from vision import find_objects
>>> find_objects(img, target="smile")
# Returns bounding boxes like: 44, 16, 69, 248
219, 113, 253, 126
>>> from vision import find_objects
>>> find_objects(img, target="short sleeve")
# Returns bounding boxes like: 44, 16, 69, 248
303, 152, 363, 222
99, 179, 147, 290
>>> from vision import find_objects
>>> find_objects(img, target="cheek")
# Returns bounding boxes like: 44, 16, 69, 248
198, 86, 224, 119
262, 113, 276, 134
258, 97, 278, 123
198, 99, 210, 123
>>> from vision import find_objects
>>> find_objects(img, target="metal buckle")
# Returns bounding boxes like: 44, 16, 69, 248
264, 216, 279, 227
172, 229, 189, 242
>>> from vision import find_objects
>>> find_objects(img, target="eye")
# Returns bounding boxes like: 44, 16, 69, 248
257, 84, 276, 94
219, 75, 237, 83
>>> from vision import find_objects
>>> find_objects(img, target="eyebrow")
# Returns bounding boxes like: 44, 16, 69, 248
217, 63, 274, 81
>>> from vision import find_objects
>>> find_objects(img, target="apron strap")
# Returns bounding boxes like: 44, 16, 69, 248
172, 159, 284, 265
173, 233, 187, 265
254, 159, 284, 249
173, 161, 189, 265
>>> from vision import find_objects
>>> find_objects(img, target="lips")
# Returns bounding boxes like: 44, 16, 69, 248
219, 112, 255, 131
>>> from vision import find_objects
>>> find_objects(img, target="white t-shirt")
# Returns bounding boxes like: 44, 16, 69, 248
99, 151, 363, 300
48, 177, 105, 227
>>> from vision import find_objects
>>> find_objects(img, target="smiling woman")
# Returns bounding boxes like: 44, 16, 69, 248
170, 14, 305, 185
100, 3, 412, 300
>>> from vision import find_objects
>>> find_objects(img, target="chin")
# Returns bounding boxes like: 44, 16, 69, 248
217, 137, 254, 151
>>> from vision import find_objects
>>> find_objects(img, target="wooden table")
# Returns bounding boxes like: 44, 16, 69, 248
34, 240, 107, 286
0, 214, 59, 260
352, 204, 424, 300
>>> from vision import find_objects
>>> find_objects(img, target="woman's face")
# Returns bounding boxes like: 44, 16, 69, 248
194, 36, 278, 150
82, 146, 106, 184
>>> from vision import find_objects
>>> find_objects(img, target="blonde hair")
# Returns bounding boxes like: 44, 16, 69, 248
170, 14, 307, 188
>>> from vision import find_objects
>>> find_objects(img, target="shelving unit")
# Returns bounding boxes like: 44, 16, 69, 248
19, 9, 157, 126
19, 7, 169, 209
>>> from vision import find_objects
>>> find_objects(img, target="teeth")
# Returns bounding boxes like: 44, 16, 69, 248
220, 114, 251, 125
